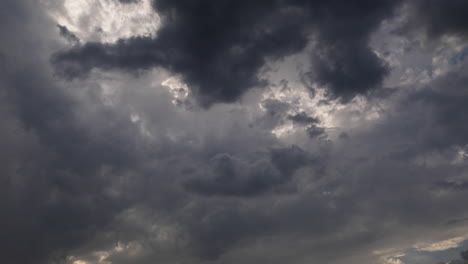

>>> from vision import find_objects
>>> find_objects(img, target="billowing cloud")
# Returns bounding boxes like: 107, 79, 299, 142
3, 1, 468, 264
185, 145, 310, 197
52, 0, 403, 107
404, 0, 468, 39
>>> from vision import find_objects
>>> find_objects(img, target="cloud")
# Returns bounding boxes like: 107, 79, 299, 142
57, 24, 80, 45
404, 0, 468, 39
4, 1, 468, 264
311, 40, 389, 102
185, 145, 310, 197
439, 249, 468, 264
288, 111, 320, 126
52, 0, 403, 107
415, 237, 468, 252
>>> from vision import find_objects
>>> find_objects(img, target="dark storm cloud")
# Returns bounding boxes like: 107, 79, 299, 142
270, 145, 309, 175
5, 0, 468, 264
287, 111, 326, 138
405, 0, 468, 39
306, 124, 326, 138
1, 5, 289, 257
0, 1, 152, 263
53, 1, 309, 107
298, 0, 398, 102
288, 112, 326, 138
52, 0, 403, 107
57, 24, 80, 45
441, 249, 468, 264
185, 146, 310, 197
7, 69, 143, 174
310, 40, 389, 102
405, 71, 468, 150
288, 111, 319, 126
181, 202, 271, 259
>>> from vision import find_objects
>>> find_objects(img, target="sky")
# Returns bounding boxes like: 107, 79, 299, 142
1, 0, 468, 263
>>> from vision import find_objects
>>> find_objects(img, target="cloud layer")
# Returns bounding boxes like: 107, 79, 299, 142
2, 1, 468, 264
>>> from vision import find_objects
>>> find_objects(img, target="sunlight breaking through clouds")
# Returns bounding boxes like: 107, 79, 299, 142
48, 0, 159, 43
3, 0, 468, 264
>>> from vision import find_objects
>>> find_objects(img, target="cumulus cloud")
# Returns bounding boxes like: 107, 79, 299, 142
403, 0, 468, 40
3, 1, 468, 264
184, 145, 309, 197
52, 0, 403, 107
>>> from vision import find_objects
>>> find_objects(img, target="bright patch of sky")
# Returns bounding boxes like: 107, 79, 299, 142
47, 0, 159, 43
383, 238, 468, 264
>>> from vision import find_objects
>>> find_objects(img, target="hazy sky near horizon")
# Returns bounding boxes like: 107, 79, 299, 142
2, 1, 468, 263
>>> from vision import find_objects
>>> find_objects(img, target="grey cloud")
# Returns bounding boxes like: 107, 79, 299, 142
434, 180, 468, 191
288, 111, 320, 126
0, 1, 154, 263
181, 202, 271, 260
118, 0, 139, 3
270, 145, 309, 175
5, 1, 468, 264
441, 249, 468, 264
52, 0, 403, 107
256, 98, 291, 131
405, 0, 468, 39
462, 250, 468, 261
306, 124, 326, 138
52, 1, 309, 107
311, 40, 389, 102
185, 145, 310, 197
57, 24, 80, 45
287, 112, 326, 138
405, 71, 468, 150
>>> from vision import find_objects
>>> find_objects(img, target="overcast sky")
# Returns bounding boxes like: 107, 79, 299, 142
2, 1, 468, 264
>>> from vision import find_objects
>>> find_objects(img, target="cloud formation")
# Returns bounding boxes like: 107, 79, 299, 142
2, 1, 468, 264
52, 0, 402, 107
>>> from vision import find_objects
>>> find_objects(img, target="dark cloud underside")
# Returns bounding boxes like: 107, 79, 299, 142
53, 0, 401, 107
406, 0, 468, 39
3, 1, 468, 264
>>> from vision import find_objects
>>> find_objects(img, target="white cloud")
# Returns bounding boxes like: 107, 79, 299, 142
414, 236, 468, 252
47, 0, 159, 43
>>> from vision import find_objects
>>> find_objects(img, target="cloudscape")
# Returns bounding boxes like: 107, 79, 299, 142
2, 1, 468, 263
